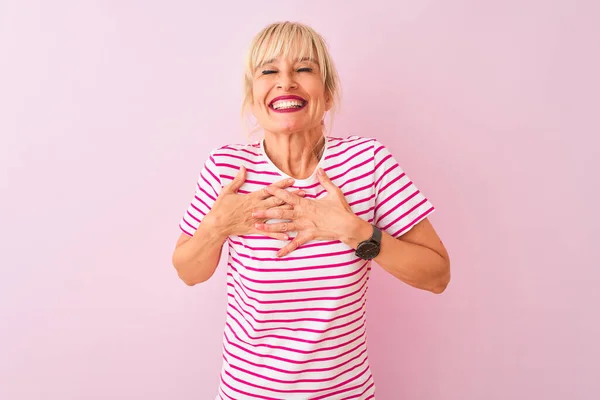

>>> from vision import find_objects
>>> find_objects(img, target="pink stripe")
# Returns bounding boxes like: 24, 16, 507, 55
216, 162, 280, 176
344, 182, 374, 196
337, 169, 375, 190
227, 264, 370, 294
229, 250, 359, 270
185, 209, 201, 224
228, 237, 341, 252
222, 344, 368, 375
329, 157, 374, 180
373, 181, 412, 215
376, 190, 419, 225
225, 319, 365, 354
228, 295, 366, 324
224, 330, 367, 364
179, 223, 193, 237
224, 352, 368, 384
375, 166, 402, 192
213, 152, 269, 165
373, 153, 392, 173
340, 381, 375, 399
222, 364, 369, 395
221, 175, 272, 186
308, 371, 372, 399
230, 246, 357, 263
226, 274, 368, 304
227, 301, 367, 334
391, 205, 435, 237
325, 136, 363, 153
375, 163, 399, 189
191, 194, 211, 213
219, 145, 261, 157
227, 288, 367, 316
326, 139, 373, 160
355, 206, 374, 217
326, 146, 371, 170
226, 307, 366, 344
348, 193, 375, 207
220, 375, 279, 400
197, 179, 217, 201
181, 215, 197, 231
381, 198, 428, 231
205, 163, 222, 188
374, 143, 385, 156
228, 258, 368, 285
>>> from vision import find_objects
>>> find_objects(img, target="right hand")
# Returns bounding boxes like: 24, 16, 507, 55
205, 165, 303, 240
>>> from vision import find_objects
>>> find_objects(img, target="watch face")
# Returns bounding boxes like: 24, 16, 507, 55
357, 241, 380, 259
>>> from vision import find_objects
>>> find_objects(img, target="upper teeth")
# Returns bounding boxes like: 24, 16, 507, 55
272, 100, 305, 110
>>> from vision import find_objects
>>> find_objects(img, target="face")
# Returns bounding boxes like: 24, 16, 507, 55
251, 55, 331, 135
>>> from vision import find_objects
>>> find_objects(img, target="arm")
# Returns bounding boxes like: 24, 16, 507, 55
342, 216, 451, 294
172, 213, 228, 286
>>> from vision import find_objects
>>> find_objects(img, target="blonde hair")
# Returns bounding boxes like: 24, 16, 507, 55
241, 21, 341, 138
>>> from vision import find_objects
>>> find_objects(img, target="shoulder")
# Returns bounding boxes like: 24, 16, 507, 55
326, 135, 391, 156
205, 141, 263, 164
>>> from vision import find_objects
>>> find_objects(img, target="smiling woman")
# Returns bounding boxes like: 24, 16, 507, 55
172, 21, 450, 400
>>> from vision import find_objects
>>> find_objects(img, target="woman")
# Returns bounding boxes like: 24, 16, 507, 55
172, 21, 450, 400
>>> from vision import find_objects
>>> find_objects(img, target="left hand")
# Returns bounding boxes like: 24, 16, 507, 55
251, 168, 358, 257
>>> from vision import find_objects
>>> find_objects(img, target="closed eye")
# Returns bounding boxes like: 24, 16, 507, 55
261, 70, 277, 75
298, 67, 313, 72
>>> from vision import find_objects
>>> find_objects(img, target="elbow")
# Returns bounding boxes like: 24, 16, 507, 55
172, 254, 205, 287
430, 261, 451, 294
175, 268, 207, 287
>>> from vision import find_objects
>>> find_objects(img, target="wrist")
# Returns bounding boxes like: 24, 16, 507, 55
340, 215, 373, 250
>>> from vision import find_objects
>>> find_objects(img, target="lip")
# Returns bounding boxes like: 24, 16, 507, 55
268, 95, 307, 106
268, 95, 307, 113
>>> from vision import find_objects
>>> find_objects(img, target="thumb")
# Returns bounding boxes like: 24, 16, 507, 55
317, 168, 337, 193
228, 165, 246, 193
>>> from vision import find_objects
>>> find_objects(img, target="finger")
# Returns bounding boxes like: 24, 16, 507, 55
257, 178, 295, 199
271, 204, 294, 211
276, 235, 310, 257
252, 208, 297, 220
251, 228, 288, 241
266, 189, 305, 207
254, 221, 296, 233
265, 186, 302, 206
316, 168, 338, 193
266, 195, 287, 207
291, 189, 306, 197
226, 165, 246, 193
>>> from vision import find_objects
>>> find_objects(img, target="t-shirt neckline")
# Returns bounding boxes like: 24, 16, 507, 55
260, 136, 329, 185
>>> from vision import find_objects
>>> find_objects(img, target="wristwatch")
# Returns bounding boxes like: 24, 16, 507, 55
355, 224, 382, 260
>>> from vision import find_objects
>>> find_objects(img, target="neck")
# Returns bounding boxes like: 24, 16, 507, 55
263, 128, 326, 180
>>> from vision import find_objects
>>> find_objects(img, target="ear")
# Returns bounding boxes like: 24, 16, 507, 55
324, 90, 333, 112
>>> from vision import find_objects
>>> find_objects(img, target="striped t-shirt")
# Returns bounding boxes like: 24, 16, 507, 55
179, 135, 435, 399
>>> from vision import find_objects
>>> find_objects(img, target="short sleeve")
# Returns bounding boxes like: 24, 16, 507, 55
178, 151, 222, 237
372, 140, 435, 238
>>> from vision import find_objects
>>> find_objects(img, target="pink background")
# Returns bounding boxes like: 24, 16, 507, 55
1, 1, 598, 399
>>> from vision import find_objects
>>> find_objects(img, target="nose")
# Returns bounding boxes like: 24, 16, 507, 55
276, 71, 298, 90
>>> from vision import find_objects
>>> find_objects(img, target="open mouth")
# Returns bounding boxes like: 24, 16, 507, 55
269, 96, 307, 112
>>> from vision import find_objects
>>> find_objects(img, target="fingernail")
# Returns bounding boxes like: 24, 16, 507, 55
287, 178, 294, 184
